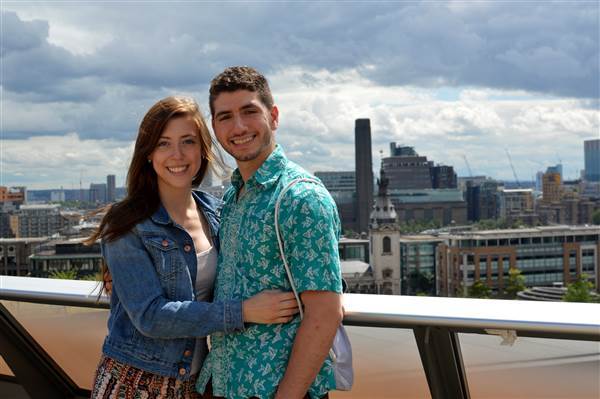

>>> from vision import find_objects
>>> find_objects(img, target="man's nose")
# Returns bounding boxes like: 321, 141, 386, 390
231, 114, 247, 134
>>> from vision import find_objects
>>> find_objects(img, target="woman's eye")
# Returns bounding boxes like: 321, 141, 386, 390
157, 141, 169, 147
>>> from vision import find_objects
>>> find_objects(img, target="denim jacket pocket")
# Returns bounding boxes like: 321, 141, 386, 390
143, 236, 183, 297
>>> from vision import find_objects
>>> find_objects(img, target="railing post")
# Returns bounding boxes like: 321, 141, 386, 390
414, 326, 470, 399
0, 302, 88, 398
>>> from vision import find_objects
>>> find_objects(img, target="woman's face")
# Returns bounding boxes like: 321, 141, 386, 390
149, 115, 203, 195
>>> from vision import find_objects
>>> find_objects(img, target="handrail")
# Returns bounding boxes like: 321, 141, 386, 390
1, 276, 599, 339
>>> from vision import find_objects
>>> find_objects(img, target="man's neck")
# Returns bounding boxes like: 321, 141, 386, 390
237, 145, 276, 182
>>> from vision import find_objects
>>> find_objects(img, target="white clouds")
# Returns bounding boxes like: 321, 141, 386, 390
1, 3, 598, 188
1, 133, 132, 189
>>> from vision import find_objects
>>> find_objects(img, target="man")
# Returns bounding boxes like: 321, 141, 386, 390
196, 66, 343, 399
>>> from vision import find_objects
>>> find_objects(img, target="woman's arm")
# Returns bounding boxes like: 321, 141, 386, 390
104, 231, 297, 338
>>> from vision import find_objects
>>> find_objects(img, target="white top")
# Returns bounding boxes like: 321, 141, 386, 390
190, 246, 218, 375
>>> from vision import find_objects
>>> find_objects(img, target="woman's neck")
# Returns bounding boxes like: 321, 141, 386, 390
158, 187, 196, 226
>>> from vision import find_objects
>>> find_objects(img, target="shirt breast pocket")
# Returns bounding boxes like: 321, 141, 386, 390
143, 236, 184, 296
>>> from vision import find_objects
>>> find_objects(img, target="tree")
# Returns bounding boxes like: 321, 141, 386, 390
505, 267, 526, 299
592, 209, 600, 225
563, 274, 598, 303
468, 280, 491, 299
49, 269, 78, 280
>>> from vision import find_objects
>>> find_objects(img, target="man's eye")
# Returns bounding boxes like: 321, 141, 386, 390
217, 114, 231, 122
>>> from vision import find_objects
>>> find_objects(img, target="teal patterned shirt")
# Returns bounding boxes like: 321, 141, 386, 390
196, 145, 343, 399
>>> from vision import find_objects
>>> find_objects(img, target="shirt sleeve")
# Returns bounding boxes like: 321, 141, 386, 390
278, 180, 343, 294
102, 230, 244, 339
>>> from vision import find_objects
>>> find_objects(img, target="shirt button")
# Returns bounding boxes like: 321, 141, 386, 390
179, 368, 186, 376
184, 244, 192, 252
184, 350, 192, 357
161, 239, 169, 247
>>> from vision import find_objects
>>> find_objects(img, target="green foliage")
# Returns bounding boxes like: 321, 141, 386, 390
49, 269, 78, 280
397, 220, 441, 234
504, 267, 526, 299
407, 271, 435, 296
468, 280, 492, 299
563, 274, 599, 303
592, 209, 600, 225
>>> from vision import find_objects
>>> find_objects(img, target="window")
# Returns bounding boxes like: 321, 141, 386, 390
383, 236, 391, 254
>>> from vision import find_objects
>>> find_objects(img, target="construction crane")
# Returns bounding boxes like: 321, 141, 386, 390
462, 155, 473, 178
504, 149, 521, 188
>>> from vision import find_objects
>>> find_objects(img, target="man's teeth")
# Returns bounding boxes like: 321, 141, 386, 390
232, 136, 253, 145
168, 166, 187, 173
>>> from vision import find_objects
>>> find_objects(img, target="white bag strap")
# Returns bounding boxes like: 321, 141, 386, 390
274, 177, 322, 320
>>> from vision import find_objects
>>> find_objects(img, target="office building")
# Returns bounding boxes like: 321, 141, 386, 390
89, 183, 107, 204
29, 238, 102, 278
542, 172, 562, 203
14, 204, 66, 238
436, 225, 599, 296
383, 144, 433, 189
106, 175, 116, 202
431, 165, 457, 189
584, 139, 600, 182
355, 118, 374, 234
498, 189, 534, 219
0, 186, 26, 205
370, 225, 599, 297
315, 171, 357, 231
391, 189, 467, 225
0, 237, 48, 276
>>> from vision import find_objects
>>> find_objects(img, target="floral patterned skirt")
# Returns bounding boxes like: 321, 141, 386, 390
91, 355, 204, 399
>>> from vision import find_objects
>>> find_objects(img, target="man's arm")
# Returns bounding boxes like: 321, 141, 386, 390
275, 290, 343, 399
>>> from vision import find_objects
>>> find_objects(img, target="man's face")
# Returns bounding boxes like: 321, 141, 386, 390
212, 90, 278, 167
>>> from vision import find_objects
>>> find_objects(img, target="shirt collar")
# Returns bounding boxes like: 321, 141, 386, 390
231, 144, 288, 191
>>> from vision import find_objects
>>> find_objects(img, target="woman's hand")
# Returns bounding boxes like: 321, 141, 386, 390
242, 290, 299, 324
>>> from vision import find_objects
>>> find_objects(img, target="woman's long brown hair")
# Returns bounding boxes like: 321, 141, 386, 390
86, 96, 219, 294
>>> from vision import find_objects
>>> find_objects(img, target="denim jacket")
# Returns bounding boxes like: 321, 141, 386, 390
101, 190, 244, 379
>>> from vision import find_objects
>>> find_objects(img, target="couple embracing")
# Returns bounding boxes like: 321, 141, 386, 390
88, 66, 345, 399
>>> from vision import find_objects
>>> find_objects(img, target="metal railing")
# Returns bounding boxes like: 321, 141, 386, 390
1, 275, 599, 399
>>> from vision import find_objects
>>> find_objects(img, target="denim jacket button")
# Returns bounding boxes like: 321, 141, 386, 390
161, 239, 169, 247
184, 244, 192, 252
178, 368, 186, 376
184, 350, 192, 357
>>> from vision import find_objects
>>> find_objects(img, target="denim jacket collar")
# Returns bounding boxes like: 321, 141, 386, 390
149, 190, 221, 226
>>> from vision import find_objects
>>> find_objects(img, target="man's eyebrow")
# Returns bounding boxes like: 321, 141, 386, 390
214, 110, 232, 119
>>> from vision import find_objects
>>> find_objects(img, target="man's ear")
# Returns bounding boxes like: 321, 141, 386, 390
270, 105, 279, 130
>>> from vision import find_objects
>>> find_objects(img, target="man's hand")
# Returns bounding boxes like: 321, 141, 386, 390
242, 290, 299, 324
275, 290, 343, 399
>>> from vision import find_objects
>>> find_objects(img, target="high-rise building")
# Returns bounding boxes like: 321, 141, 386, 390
107, 175, 116, 202
355, 119, 374, 235
584, 139, 600, 182
542, 172, 561, 203
546, 164, 563, 180
382, 144, 433, 189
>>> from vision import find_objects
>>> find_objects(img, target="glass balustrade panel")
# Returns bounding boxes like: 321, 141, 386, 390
459, 333, 600, 399
0, 300, 107, 390
331, 326, 431, 399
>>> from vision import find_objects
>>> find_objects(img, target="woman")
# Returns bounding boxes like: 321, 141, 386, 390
88, 96, 298, 398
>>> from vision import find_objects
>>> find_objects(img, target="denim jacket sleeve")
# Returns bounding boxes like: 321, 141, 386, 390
102, 230, 244, 338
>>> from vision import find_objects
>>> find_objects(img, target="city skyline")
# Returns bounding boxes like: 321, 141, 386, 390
2, 2, 599, 189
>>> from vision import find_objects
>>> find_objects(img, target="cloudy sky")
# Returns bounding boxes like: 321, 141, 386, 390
1, 1, 598, 190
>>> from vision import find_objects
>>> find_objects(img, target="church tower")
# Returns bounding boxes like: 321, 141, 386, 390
370, 165, 401, 295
